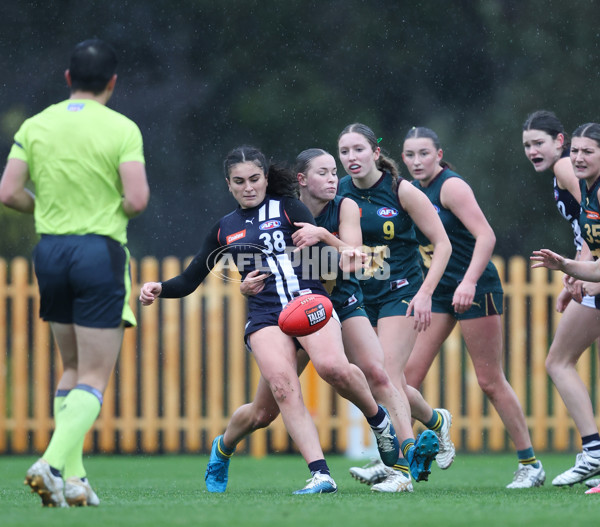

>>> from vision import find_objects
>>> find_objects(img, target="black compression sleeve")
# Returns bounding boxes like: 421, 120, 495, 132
160, 221, 222, 298
284, 197, 318, 226
283, 196, 340, 275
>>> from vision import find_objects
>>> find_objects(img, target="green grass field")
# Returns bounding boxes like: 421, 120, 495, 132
1, 453, 597, 527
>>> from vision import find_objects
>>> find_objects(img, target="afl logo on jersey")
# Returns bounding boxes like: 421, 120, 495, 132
433, 205, 440, 213
259, 220, 281, 230
67, 103, 85, 112
377, 207, 398, 218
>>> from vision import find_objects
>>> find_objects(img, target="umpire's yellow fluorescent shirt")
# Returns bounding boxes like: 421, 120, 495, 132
8, 99, 145, 245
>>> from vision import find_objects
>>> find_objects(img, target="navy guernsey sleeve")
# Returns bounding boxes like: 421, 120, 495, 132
283, 196, 318, 226
160, 221, 222, 298
283, 196, 339, 274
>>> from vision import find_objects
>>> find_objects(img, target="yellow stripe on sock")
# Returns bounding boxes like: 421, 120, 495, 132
430, 412, 443, 432
519, 456, 537, 465
217, 438, 234, 458
393, 464, 410, 476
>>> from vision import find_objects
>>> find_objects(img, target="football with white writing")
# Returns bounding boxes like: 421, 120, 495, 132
278, 294, 333, 337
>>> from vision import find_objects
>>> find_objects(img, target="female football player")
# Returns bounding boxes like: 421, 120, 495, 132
139, 145, 398, 495
522, 110, 587, 311
530, 123, 600, 494
192, 148, 446, 494
336, 124, 455, 491
402, 126, 544, 488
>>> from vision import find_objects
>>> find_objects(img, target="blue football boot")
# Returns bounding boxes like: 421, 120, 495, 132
292, 472, 338, 494
205, 435, 231, 493
407, 430, 439, 482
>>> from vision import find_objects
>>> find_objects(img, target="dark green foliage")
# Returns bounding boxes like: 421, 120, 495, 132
1, 1, 598, 259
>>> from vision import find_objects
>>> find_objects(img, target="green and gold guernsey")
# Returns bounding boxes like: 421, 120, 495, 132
579, 176, 600, 260
8, 99, 145, 245
337, 172, 423, 303
314, 196, 364, 312
411, 168, 502, 296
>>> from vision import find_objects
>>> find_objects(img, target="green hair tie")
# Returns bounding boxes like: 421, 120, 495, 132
377, 137, 383, 144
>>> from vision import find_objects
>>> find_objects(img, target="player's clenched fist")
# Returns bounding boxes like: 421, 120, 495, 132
140, 281, 162, 305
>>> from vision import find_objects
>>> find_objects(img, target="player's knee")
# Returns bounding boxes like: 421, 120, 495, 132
251, 406, 279, 429
362, 365, 390, 393
545, 354, 564, 379
404, 365, 425, 389
268, 374, 300, 405
476, 372, 502, 395
315, 361, 352, 389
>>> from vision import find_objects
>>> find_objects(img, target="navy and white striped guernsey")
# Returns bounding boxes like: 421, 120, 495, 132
159, 194, 328, 314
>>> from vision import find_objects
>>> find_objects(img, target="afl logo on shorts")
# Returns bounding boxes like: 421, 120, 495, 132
377, 207, 398, 218
259, 220, 281, 230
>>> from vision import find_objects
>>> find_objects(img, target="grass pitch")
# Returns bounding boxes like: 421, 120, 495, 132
1, 453, 597, 527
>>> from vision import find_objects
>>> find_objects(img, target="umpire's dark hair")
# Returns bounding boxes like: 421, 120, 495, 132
223, 145, 298, 198
69, 39, 118, 95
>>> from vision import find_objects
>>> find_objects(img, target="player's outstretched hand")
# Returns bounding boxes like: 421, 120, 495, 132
339, 248, 368, 273
140, 281, 162, 305
530, 249, 565, 271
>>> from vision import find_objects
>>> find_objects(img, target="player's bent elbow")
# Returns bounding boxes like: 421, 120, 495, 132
123, 190, 150, 217
0, 191, 11, 207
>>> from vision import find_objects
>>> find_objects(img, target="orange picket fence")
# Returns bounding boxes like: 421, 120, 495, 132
0, 255, 598, 456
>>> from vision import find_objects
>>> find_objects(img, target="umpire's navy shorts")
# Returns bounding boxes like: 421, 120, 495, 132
33, 234, 136, 328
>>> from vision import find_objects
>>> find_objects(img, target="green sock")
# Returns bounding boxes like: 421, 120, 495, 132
425, 409, 442, 431
517, 447, 539, 468
401, 439, 415, 459
43, 387, 101, 472
393, 458, 410, 477
53, 390, 86, 479
53, 392, 68, 423
64, 437, 86, 479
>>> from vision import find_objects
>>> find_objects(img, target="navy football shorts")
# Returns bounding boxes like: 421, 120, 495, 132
33, 234, 136, 328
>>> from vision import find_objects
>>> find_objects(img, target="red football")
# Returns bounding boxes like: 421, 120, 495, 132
278, 294, 333, 337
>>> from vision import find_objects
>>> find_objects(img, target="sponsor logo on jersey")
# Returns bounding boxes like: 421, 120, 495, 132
226, 229, 246, 244
584, 209, 600, 221
259, 220, 281, 230
377, 207, 398, 218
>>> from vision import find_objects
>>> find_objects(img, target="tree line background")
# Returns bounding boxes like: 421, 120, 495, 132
1, 0, 600, 263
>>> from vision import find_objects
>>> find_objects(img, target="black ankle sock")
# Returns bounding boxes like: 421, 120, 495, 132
308, 459, 330, 476
366, 405, 386, 428
49, 466, 62, 478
